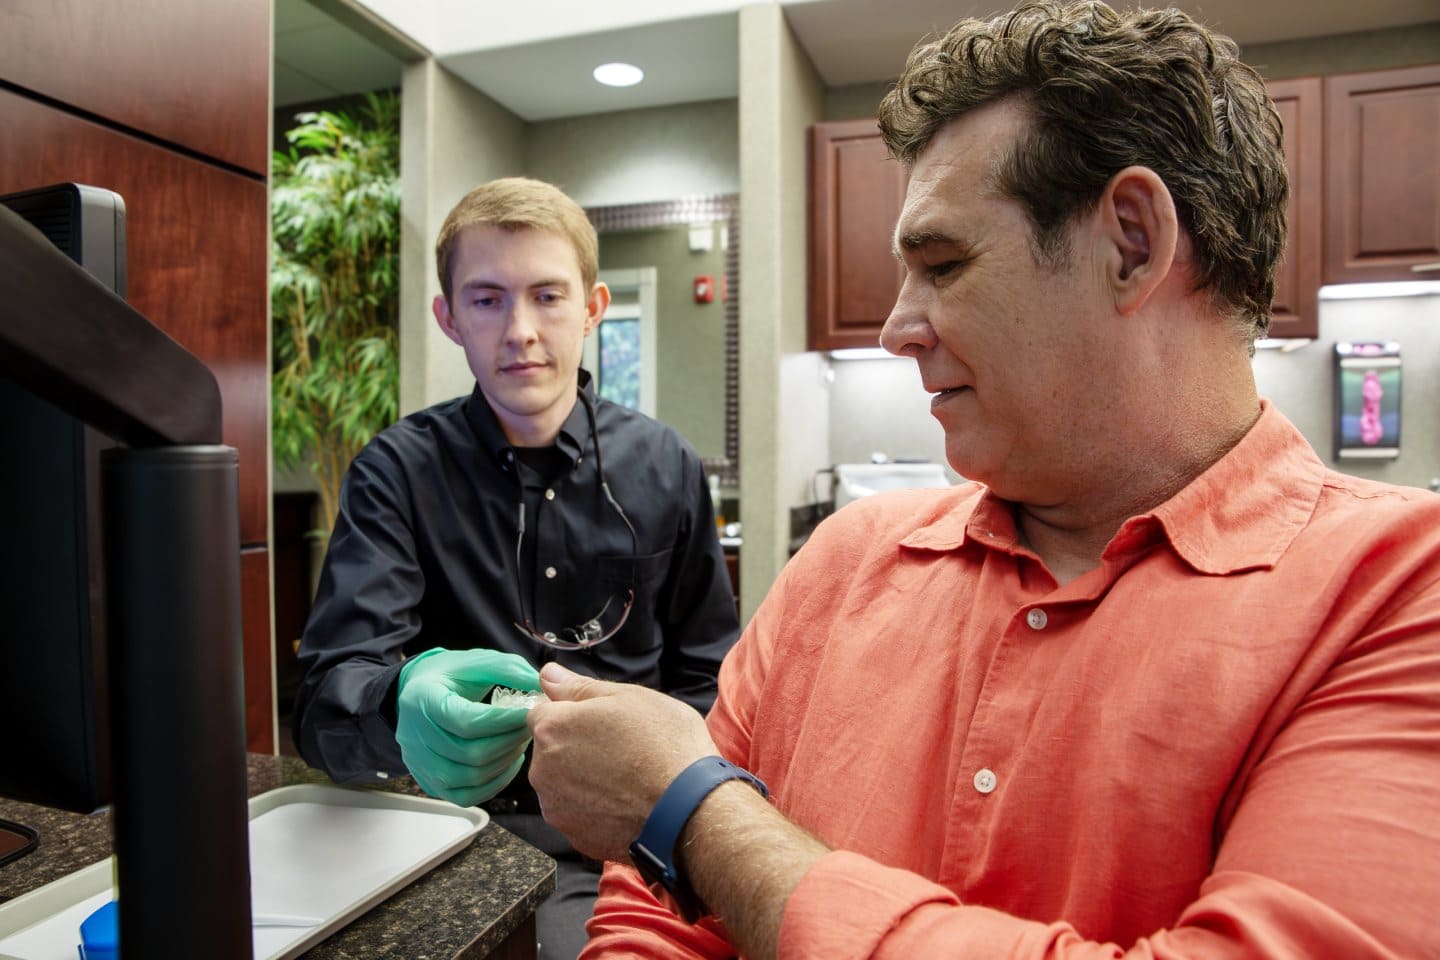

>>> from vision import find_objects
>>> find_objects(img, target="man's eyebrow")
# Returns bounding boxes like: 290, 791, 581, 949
458, 277, 570, 292
892, 229, 961, 260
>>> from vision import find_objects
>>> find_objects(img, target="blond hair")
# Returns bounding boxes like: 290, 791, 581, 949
434, 177, 599, 302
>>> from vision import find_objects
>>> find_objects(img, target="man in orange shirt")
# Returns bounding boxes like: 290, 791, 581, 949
524, 2, 1440, 957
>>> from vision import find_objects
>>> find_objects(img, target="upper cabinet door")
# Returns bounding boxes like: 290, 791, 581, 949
808, 120, 908, 351
1267, 77, 1323, 340
0, 0, 271, 176
1324, 64, 1440, 285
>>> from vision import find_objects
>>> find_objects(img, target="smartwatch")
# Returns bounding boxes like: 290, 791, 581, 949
628, 755, 768, 922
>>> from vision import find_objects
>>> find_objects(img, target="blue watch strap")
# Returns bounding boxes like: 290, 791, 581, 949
628, 756, 768, 921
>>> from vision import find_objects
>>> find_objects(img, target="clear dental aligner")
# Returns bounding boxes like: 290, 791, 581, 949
490, 687, 548, 710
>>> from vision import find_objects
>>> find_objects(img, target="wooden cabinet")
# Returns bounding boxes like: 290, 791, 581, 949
0, 0, 274, 752
0, 1, 270, 174
807, 64, 1438, 347
1266, 77, 1324, 340
1324, 64, 1440, 284
808, 119, 907, 351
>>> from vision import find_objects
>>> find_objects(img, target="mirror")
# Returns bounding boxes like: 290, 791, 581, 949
585, 195, 738, 486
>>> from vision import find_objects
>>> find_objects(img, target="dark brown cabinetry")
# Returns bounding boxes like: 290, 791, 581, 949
808, 119, 907, 351
1323, 64, 1440, 285
805, 78, 1332, 344
0, 0, 274, 751
1267, 77, 1324, 340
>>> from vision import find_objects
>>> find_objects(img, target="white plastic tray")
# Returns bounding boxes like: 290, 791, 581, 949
0, 783, 488, 959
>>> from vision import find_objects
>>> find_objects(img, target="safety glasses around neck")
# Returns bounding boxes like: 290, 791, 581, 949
511, 392, 638, 651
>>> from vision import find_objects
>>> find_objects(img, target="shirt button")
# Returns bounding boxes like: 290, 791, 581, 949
1026, 608, 1048, 630
544, 488, 556, 501
973, 768, 997, 794
544, 566, 557, 579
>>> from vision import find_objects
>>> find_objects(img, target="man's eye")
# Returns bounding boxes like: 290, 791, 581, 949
473, 296, 499, 308
926, 260, 963, 279
537, 291, 562, 304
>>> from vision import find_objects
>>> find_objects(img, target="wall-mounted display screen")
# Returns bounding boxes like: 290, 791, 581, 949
1334, 340, 1402, 461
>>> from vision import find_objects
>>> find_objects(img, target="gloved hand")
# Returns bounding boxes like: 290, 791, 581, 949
395, 647, 541, 807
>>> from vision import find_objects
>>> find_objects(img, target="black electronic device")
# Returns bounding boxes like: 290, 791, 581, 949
0, 184, 253, 957
0, 183, 126, 812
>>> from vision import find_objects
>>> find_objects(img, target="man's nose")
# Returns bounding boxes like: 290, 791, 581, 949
879, 276, 936, 357
503, 302, 540, 344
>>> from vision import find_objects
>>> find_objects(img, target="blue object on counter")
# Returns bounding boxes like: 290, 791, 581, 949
78, 900, 118, 959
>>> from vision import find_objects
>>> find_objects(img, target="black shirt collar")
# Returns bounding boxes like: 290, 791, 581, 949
463, 370, 597, 470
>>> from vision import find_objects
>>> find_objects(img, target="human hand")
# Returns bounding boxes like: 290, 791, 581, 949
395, 647, 541, 806
527, 662, 719, 862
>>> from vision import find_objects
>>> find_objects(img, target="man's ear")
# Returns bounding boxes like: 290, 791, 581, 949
1096, 166, 1178, 316
433, 293, 463, 346
584, 281, 611, 335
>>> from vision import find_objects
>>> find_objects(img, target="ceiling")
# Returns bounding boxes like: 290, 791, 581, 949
273, 0, 1440, 117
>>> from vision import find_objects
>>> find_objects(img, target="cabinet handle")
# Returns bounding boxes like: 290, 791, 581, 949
1411, 262, 1440, 273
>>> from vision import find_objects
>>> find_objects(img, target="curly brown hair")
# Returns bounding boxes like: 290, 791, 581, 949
877, 0, 1287, 339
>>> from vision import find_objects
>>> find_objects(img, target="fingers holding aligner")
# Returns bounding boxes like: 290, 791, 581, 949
525, 664, 721, 860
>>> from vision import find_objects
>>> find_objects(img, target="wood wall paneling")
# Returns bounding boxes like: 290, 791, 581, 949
0, 89, 270, 546
1266, 77, 1322, 340
0, 91, 274, 753
0, 1, 271, 174
242, 548, 275, 754
272, 492, 319, 730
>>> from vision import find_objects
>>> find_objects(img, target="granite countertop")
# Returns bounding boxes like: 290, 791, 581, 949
0, 754, 556, 959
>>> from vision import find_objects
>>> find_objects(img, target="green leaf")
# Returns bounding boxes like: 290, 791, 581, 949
271, 92, 401, 534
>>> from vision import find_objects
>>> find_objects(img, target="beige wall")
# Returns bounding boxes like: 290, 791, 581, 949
596, 224, 729, 459
399, 60, 525, 415
528, 100, 739, 466
526, 99, 739, 207
1244, 22, 1440, 79
738, 2, 827, 621
818, 24, 1440, 120
826, 81, 891, 122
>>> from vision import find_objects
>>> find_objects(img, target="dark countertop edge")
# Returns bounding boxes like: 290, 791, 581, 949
0, 753, 557, 959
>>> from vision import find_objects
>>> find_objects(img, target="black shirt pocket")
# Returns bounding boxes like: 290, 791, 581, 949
597, 547, 673, 593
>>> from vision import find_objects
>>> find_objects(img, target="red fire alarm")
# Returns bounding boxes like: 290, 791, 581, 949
693, 274, 715, 303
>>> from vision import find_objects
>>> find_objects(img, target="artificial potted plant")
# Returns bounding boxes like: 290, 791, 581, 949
271, 91, 400, 541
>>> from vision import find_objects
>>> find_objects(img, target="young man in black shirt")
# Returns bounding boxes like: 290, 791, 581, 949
293, 177, 740, 958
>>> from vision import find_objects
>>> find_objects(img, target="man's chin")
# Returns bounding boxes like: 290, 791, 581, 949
480, 381, 576, 420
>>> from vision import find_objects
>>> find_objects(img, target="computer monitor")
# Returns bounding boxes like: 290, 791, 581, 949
0, 183, 126, 813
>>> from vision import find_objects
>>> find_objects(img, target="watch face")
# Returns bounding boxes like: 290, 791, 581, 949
629, 839, 702, 921
629, 840, 667, 883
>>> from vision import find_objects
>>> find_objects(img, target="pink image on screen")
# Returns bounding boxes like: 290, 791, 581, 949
1360, 369, 1384, 445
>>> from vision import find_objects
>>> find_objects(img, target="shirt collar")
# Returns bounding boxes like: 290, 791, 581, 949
1138, 399, 1324, 574
899, 400, 1324, 575
463, 370, 598, 469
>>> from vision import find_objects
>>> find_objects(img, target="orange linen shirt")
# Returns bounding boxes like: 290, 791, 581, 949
581, 402, 1440, 959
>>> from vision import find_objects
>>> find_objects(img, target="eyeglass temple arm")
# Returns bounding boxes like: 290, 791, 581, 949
581, 389, 639, 558
513, 500, 529, 625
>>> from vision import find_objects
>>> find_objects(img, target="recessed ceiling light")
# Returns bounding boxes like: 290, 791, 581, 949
593, 62, 644, 87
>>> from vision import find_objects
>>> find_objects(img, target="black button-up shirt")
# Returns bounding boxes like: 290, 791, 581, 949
293, 375, 739, 783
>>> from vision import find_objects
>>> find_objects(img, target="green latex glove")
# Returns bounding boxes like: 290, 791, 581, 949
395, 647, 541, 806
